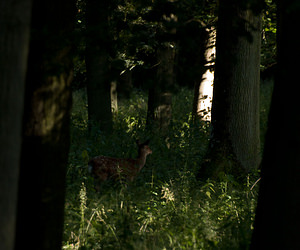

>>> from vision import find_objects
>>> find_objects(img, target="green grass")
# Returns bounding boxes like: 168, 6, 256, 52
63, 85, 272, 249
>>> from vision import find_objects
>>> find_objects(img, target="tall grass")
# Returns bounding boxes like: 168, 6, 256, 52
63, 84, 272, 249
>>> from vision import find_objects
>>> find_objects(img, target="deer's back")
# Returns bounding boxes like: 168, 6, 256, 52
88, 156, 138, 181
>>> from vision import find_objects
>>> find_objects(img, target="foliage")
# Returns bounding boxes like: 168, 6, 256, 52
261, 0, 277, 69
64, 176, 258, 249
72, 0, 276, 91
63, 86, 272, 249
72, 0, 220, 91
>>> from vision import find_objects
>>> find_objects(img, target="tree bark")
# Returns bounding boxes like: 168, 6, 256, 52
193, 27, 216, 121
251, 1, 300, 249
146, 11, 177, 136
0, 0, 32, 249
15, 0, 75, 249
147, 45, 175, 135
199, 0, 262, 179
86, 0, 113, 133
111, 80, 118, 113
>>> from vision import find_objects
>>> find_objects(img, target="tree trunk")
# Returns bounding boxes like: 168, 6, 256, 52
147, 45, 175, 135
199, 0, 262, 179
86, 0, 113, 133
0, 1, 32, 249
146, 11, 177, 136
15, 0, 75, 249
111, 80, 118, 113
193, 27, 216, 121
251, 1, 300, 249
118, 70, 133, 99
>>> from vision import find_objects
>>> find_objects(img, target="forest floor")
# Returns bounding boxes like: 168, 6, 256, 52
63, 82, 273, 249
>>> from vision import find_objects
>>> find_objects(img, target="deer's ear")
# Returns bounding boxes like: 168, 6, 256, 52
144, 139, 150, 145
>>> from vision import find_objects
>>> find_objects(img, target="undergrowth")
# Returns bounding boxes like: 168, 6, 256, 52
63, 86, 271, 249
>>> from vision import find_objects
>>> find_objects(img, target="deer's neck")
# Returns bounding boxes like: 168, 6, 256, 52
136, 153, 148, 171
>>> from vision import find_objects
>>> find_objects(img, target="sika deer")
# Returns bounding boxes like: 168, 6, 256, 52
88, 140, 152, 189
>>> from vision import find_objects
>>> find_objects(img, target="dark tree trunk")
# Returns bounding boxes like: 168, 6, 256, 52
147, 45, 175, 135
251, 1, 300, 249
15, 0, 75, 249
0, 0, 32, 249
146, 10, 177, 136
118, 70, 133, 99
86, 0, 113, 133
199, 0, 262, 180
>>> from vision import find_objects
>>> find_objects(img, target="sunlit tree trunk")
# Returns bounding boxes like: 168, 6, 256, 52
199, 0, 262, 179
251, 0, 300, 249
86, 0, 113, 133
193, 27, 216, 121
0, 0, 32, 249
15, 0, 75, 249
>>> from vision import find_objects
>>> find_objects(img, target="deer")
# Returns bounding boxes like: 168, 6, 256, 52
88, 140, 152, 190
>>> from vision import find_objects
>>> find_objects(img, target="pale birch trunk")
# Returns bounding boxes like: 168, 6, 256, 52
193, 27, 216, 121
